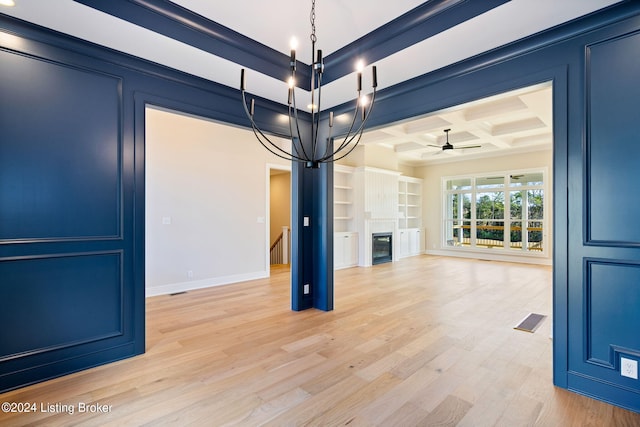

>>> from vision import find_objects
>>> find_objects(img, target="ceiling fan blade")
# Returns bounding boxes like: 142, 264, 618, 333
427, 144, 442, 148
456, 144, 482, 149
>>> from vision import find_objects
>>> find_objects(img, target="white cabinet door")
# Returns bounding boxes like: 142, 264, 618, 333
335, 232, 358, 269
399, 229, 422, 258
334, 234, 346, 268
409, 229, 422, 255
346, 233, 358, 266
399, 230, 410, 258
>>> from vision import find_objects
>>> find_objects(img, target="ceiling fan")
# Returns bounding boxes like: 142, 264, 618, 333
429, 128, 482, 151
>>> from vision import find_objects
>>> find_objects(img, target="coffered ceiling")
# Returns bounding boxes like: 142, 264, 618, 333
362, 83, 553, 165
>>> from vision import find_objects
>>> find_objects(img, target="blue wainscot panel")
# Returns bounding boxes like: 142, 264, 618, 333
0, 252, 123, 361
0, 50, 121, 242
587, 31, 640, 245
588, 260, 640, 366
578, 258, 640, 406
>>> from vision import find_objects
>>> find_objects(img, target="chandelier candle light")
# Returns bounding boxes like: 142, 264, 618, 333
240, 0, 378, 168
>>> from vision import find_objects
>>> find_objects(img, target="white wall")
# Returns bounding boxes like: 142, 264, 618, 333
145, 107, 288, 296
417, 149, 553, 265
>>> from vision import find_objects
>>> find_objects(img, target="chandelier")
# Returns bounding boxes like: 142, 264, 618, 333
240, 0, 377, 168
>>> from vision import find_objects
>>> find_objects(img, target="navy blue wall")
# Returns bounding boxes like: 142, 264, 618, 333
1, 2, 640, 411
0, 24, 141, 391
567, 27, 640, 411
0, 15, 292, 392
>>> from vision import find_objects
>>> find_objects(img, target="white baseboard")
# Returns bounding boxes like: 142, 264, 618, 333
145, 270, 269, 297
424, 249, 552, 266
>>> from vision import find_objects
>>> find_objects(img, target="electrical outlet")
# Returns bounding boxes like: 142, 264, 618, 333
621, 357, 638, 380
303, 284, 310, 294
187, 270, 194, 279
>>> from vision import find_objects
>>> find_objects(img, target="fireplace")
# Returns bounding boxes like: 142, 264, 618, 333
372, 232, 392, 265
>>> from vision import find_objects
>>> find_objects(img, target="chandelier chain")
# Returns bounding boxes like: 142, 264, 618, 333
310, 0, 317, 43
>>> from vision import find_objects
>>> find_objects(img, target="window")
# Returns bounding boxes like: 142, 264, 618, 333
443, 171, 545, 254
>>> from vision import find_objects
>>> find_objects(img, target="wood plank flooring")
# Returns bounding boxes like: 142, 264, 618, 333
2, 255, 639, 426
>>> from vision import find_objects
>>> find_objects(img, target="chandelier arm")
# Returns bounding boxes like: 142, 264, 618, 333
331, 93, 361, 152
288, 106, 310, 162
328, 93, 364, 156
323, 130, 365, 163
287, 103, 296, 140
321, 88, 376, 162
334, 88, 377, 151
319, 117, 335, 160
249, 120, 312, 163
309, 30, 317, 163
249, 125, 303, 163
288, 73, 312, 161
311, 70, 324, 162
242, 91, 308, 162
287, 104, 300, 152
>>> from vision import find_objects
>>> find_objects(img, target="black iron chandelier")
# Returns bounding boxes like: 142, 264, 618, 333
240, 0, 377, 168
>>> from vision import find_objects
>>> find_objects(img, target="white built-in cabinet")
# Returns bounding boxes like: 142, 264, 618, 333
333, 165, 423, 268
398, 176, 423, 258
356, 167, 401, 266
334, 165, 358, 269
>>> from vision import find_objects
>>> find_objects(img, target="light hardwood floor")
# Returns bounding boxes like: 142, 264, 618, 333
2, 256, 639, 426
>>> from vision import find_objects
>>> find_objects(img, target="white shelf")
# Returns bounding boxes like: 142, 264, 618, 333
398, 176, 423, 236
334, 165, 356, 233
334, 166, 358, 269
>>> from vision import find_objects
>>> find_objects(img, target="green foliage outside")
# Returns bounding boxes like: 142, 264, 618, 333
451, 189, 544, 244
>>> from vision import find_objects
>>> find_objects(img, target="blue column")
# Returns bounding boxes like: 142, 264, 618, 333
291, 139, 334, 311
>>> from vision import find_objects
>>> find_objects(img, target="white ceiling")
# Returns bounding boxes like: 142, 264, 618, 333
0, 0, 622, 165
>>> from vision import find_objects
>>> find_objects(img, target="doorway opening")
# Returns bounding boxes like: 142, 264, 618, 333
268, 166, 291, 269
357, 80, 555, 332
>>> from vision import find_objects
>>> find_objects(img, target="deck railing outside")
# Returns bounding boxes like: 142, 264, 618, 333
450, 224, 543, 251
